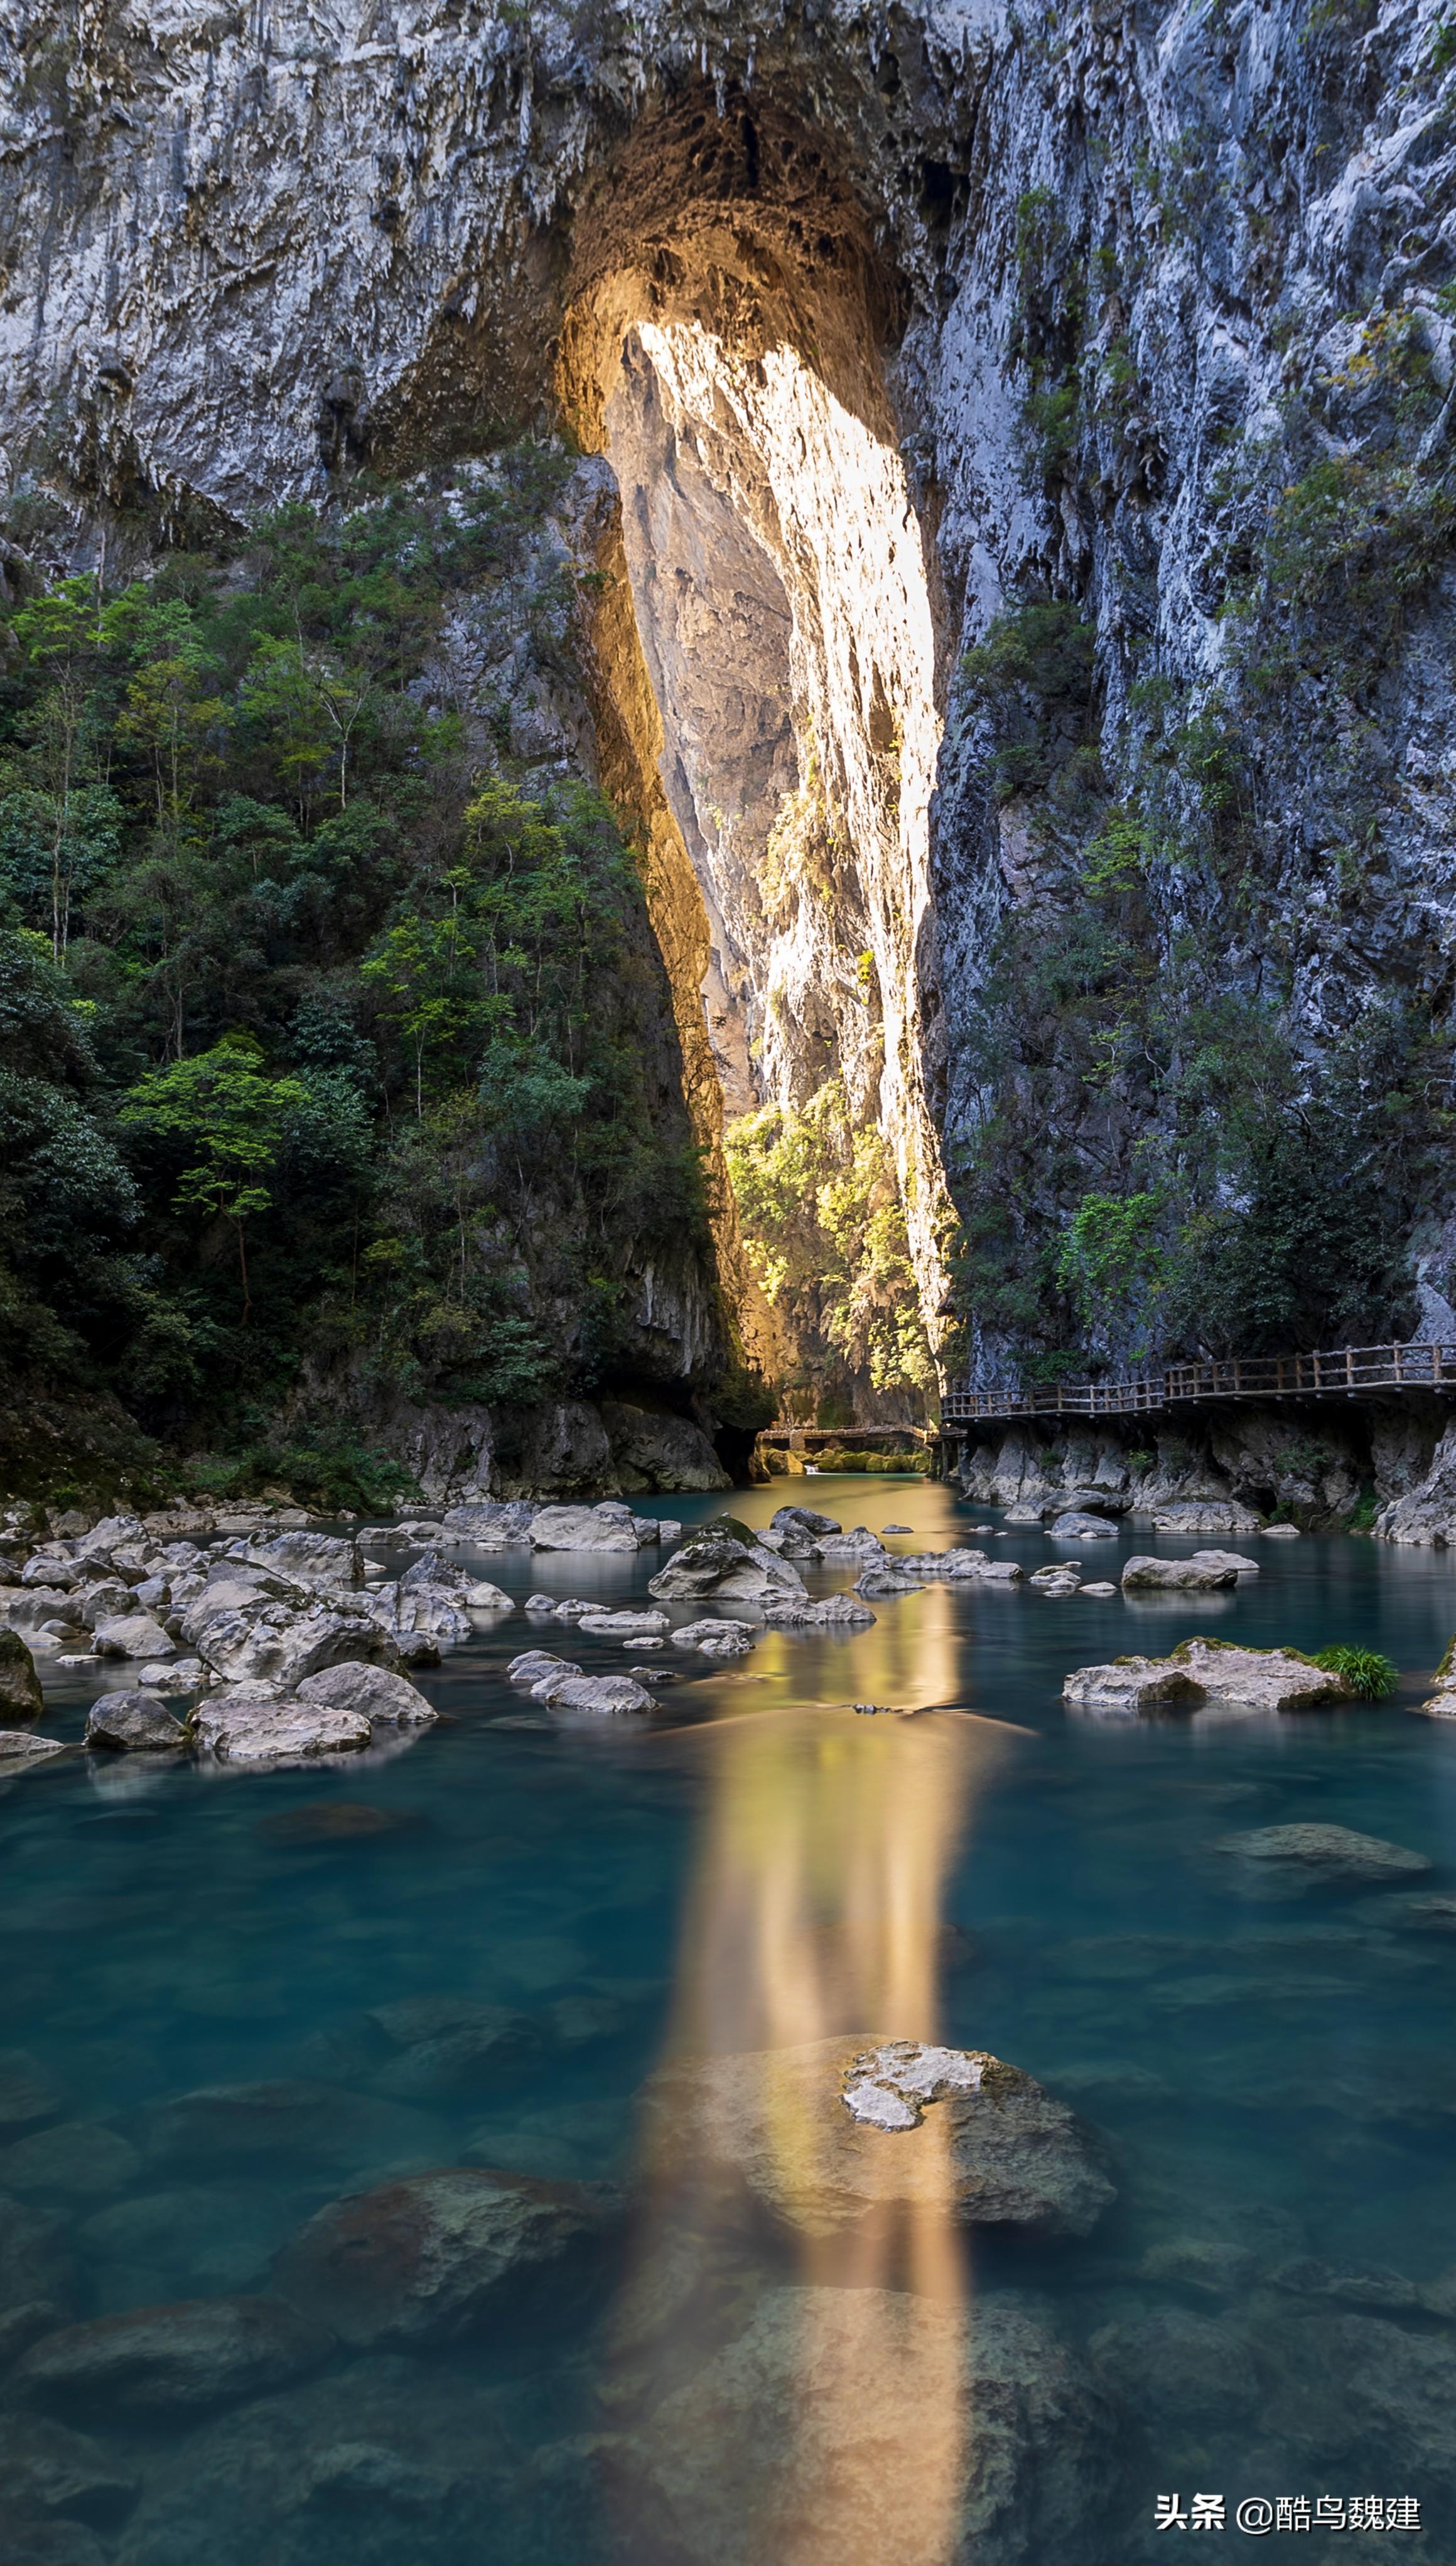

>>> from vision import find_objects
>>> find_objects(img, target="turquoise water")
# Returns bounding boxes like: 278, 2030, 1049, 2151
6, 1479, 1456, 2563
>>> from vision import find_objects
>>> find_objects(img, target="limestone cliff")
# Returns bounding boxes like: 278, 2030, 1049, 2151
5, 0, 1456, 1440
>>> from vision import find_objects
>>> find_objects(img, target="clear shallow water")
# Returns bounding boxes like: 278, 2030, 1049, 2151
6, 1480, 1456, 2563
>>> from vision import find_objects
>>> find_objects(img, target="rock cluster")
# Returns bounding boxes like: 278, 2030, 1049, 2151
1065, 1639, 1354, 1718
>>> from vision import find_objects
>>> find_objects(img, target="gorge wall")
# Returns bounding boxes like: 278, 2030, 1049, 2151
5, 0, 1456, 1496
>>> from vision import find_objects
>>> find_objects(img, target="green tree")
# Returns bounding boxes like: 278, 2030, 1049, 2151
120, 1038, 310, 1323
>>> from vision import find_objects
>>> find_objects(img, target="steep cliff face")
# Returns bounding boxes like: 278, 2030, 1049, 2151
5, 0, 1456, 1428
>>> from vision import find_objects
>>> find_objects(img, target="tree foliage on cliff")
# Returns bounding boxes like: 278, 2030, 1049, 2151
0, 453, 716, 1447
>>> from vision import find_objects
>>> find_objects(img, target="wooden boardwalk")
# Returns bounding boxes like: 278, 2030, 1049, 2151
941, 1341, 1456, 1427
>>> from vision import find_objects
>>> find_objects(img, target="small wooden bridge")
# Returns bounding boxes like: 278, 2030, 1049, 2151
940, 1340, 1456, 1427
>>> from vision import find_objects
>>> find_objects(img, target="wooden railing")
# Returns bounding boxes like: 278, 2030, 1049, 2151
941, 1341, 1456, 1425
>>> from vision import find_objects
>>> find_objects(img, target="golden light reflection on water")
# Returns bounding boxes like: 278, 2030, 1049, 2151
608, 1604, 1016, 2566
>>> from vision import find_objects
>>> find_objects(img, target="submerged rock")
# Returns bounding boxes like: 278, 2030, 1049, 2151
0, 2122, 141, 2202
14, 2295, 332, 2415
1218, 1823, 1432, 1880
0, 1629, 43, 1720
84, 1693, 188, 1752
1090, 2307, 1263, 2427
0, 2054, 68, 2136
645, 2034, 1113, 2240
0, 2412, 138, 2528
615, 2285, 1118, 2566
272, 2165, 614, 2347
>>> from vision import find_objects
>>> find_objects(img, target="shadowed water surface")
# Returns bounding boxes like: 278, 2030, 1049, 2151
4, 1480, 1456, 2562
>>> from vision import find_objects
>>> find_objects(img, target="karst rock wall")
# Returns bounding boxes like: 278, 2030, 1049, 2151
4, 0, 1456, 1439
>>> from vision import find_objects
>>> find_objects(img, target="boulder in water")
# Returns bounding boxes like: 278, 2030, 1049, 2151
1121, 1555, 1236, 1591
649, 1533, 805, 1607
0, 1629, 43, 1720
644, 2034, 1113, 2240
84, 1691, 187, 1752
293, 1661, 435, 1730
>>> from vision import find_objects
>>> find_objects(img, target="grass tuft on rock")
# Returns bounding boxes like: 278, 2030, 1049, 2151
1310, 1645, 1398, 1699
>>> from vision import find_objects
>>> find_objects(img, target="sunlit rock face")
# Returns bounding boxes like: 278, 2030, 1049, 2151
6, 0, 1455, 1388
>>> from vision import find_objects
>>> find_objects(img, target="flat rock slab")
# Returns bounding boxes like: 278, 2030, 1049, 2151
193, 1689, 372, 1762
1170, 1638, 1349, 1711
1219, 1823, 1432, 1881
532, 1671, 654, 1715
529, 1506, 638, 1553
1122, 1555, 1237, 1590
1063, 1658, 1205, 1716
644, 2034, 1113, 2240
273, 2164, 614, 2347
13, 2294, 332, 2415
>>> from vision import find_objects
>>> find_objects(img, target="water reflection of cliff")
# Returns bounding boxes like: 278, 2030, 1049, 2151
607, 1621, 1013, 2566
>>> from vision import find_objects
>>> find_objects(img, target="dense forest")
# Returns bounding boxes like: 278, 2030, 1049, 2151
0, 450, 747, 1507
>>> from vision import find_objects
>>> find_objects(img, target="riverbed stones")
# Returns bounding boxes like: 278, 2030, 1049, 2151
84, 1693, 187, 1752
272, 2165, 613, 2347
506, 1648, 575, 1688
1218, 1823, 1432, 1880
1121, 1554, 1237, 1591
0, 1630, 43, 1720
645, 2034, 1113, 2240
13, 2295, 332, 2416
613, 2284, 1117, 2566
1029, 1566, 1082, 1596
191, 1687, 372, 1762
293, 1661, 436, 1730
649, 1533, 806, 1608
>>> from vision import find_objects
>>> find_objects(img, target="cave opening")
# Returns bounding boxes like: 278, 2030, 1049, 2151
560, 99, 953, 1430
